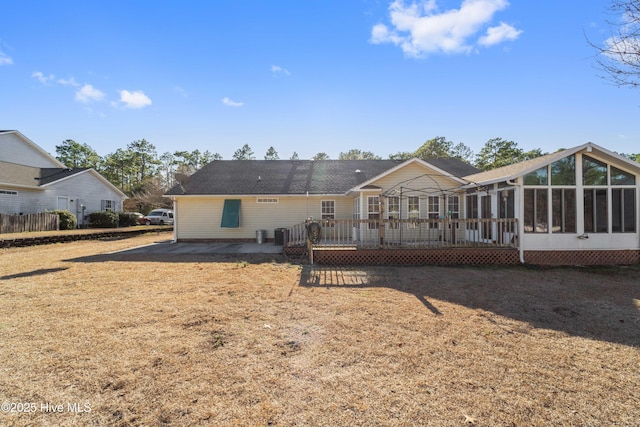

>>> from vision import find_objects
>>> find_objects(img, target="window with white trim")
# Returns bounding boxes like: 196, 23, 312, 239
447, 195, 459, 219
584, 189, 608, 233
524, 189, 548, 233
321, 200, 335, 221
353, 198, 360, 220
466, 194, 478, 230
101, 200, 115, 211
407, 196, 419, 228
387, 196, 400, 229
427, 196, 439, 228
367, 196, 379, 229
612, 188, 636, 232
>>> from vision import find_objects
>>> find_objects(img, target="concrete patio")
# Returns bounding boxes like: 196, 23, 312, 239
119, 240, 284, 254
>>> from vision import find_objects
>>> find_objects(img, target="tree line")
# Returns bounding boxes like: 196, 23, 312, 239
55, 136, 639, 209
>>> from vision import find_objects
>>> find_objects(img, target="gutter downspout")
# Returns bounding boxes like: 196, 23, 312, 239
506, 178, 525, 264
172, 197, 178, 243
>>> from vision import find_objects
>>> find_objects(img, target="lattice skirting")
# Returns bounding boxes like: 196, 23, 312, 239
285, 247, 640, 266
524, 250, 640, 266
310, 248, 520, 266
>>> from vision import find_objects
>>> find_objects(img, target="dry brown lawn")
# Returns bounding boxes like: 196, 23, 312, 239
1, 232, 639, 426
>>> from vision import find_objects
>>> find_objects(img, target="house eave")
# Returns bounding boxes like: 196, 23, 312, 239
166, 192, 347, 199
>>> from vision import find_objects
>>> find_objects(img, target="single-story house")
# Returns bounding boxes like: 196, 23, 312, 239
165, 156, 478, 238
0, 130, 126, 226
165, 142, 640, 265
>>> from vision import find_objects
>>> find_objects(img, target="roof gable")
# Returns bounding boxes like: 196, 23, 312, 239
40, 168, 128, 198
349, 158, 478, 194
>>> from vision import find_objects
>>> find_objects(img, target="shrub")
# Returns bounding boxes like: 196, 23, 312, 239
53, 209, 77, 230
119, 212, 140, 227
88, 211, 119, 228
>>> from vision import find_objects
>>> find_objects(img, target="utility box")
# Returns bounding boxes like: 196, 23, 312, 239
274, 228, 289, 246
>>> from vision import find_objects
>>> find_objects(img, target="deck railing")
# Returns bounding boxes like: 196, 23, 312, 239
287, 218, 518, 249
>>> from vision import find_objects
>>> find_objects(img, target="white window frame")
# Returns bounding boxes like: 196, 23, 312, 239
427, 196, 440, 228
447, 195, 460, 218
407, 196, 420, 229
387, 196, 400, 229
367, 196, 380, 229
321, 200, 335, 222
101, 199, 113, 211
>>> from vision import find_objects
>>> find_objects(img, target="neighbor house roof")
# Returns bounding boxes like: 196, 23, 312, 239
38, 167, 91, 185
166, 158, 479, 196
0, 161, 43, 189
0, 160, 127, 197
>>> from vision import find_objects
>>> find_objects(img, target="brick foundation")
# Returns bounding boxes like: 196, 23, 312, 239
524, 250, 640, 266
284, 246, 640, 266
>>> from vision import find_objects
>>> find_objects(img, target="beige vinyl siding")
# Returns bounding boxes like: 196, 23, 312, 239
174, 194, 353, 240
367, 161, 466, 219
370, 162, 460, 197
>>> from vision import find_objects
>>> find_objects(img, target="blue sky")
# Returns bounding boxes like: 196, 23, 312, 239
1, 0, 638, 161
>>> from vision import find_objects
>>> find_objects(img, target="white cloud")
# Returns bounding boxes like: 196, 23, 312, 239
57, 77, 80, 87
371, 0, 521, 57
75, 84, 105, 103
0, 51, 12, 65
222, 97, 244, 107
271, 65, 291, 76
119, 90, 152, 109
479, 22, 522, 46
32, 71, 55, 84
603, 35, 640, 65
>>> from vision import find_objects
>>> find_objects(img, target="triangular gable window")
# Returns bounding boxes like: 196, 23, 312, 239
221, 199, 241, 228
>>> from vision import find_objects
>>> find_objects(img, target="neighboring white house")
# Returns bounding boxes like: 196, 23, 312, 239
0, 130, 126, 226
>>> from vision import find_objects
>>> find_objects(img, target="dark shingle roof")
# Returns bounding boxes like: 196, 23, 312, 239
38, 168, 90, 185
426, 158, 481, 178
166, 159, 479, 196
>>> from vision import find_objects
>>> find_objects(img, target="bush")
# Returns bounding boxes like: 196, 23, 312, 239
53, 209, 77, 230
88, 211, 119, 228
119, 212, 140, 227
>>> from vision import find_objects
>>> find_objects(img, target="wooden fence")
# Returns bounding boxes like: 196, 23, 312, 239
0, 213, 59, 234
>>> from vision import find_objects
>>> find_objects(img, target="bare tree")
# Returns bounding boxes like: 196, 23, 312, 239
590, 0, 640, 88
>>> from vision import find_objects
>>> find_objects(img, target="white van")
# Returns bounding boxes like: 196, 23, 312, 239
141, 208, 174, 225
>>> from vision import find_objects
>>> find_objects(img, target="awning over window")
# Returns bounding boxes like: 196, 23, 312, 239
221, 199, 241, 228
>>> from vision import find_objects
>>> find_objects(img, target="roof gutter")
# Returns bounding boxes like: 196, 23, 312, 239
512, 177, 525, 264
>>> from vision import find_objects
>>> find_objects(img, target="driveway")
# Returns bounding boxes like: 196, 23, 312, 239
120, 240, 284, 254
